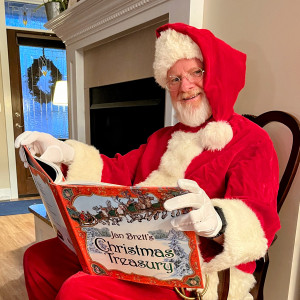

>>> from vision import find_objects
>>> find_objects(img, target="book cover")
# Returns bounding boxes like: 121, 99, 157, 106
24, 146, 203, 289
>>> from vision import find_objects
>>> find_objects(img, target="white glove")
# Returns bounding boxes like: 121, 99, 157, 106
164, 179, 223, 238
15, 131, 74, 166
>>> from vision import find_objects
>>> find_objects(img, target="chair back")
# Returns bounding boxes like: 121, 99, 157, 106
244, 111, 300, 299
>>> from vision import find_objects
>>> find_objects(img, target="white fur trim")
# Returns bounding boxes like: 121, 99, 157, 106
138, 130, 204, 186
153, 29, 203, 88
192, 268, 255, 300
138, 124, 232, 187
202, 199, 268, 274
202, 121, 233, 151
64, 140, 103, 182
227, 268, 255, 300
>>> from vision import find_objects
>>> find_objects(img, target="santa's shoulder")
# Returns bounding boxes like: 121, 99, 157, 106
228, 113, 275, 149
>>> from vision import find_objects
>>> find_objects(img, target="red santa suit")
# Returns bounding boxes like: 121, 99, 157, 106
23, 23, 280, 300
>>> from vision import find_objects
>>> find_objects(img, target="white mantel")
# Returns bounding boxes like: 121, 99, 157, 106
45, 0, 204, 142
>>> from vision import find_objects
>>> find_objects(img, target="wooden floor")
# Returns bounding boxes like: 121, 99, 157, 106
0, 213, 36, 300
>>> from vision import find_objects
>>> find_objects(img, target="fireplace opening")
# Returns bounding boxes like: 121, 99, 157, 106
90, 77, 165, 157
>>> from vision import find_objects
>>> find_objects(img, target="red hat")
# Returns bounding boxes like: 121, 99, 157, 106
153, 23, 246, 122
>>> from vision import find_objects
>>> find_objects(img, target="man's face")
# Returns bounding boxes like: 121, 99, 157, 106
167, 58, 212, 127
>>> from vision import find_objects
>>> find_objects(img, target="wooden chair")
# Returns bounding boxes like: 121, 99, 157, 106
244, 111, 300, 299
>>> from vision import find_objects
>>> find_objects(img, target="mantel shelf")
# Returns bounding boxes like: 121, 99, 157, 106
44, 0, 169, 46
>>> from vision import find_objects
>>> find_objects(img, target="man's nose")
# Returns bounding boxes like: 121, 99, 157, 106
180, 76, 195, 91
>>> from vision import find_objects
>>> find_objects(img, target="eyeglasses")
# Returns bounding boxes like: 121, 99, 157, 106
166, 67, 205, 91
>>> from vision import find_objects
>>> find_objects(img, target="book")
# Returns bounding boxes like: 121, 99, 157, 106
23, 146, 203, 289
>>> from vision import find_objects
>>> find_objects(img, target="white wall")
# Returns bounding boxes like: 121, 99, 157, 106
203, 1, 300, 299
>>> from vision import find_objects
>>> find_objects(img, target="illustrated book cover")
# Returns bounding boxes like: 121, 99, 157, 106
23, 146, 203, 289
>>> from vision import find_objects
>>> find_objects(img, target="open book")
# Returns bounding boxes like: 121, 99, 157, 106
24, 146, 203, 289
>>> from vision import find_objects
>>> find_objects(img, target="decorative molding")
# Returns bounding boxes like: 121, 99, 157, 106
65, 0, 151, 41
45, 0, 168, 46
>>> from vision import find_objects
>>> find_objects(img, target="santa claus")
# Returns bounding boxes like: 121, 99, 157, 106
15, 23, 280, 300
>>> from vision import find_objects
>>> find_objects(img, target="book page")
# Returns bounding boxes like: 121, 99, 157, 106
23, 146, 64, 183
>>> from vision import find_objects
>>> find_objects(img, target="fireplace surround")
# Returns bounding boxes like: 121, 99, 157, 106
45, 0, 204, 146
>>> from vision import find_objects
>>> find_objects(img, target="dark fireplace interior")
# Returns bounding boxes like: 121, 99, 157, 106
90, 77, 165, 157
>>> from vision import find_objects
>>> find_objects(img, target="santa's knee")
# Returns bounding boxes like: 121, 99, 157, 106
56, 273, 87, 300
23, 238, 60, 280
23, 242, 43, 277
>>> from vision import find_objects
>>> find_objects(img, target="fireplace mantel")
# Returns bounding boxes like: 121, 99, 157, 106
46, 0, 204, 142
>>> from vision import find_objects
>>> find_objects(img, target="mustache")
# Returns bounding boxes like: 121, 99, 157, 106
181, 88, 203, 100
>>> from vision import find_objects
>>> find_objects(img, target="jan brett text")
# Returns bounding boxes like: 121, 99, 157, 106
111, 230, 155, 241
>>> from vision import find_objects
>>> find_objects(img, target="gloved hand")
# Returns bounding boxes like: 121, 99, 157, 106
15, 131, 74, 166
164, 179, 223, 238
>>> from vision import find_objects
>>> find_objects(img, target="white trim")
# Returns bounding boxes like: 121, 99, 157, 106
138, 129, 205, 186
164, 91, 175, 126
65, 140, 103, 182
203, 198, 268, 274
138, 122, 232, 187
0, 188, 12, 201
0, 1, 18, 200
189, 0, 204, 29
6, 26, 53, 34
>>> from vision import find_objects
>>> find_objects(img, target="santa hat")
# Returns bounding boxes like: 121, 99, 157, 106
153, 29, 203, 88
152, 23, 248, 150
153, 23, 246, 124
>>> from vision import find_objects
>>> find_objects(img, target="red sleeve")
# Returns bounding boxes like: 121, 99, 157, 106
100, 144, 147, 186
225, 135, 280, 246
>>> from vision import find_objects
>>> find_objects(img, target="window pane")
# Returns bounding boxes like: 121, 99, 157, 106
5, 0, 48, 30
20, 45, 69, 139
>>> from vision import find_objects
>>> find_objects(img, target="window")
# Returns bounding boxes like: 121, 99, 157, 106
5, 0, 48, 30
19, 44, 68, 139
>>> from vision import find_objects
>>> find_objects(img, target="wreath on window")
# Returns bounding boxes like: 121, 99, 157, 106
27, 55, 62, 104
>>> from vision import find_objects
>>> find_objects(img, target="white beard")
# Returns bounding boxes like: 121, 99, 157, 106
173, 95, 212, 127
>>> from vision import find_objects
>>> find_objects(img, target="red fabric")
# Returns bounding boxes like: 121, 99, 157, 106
156, 23, 247, 122
57, 271, 181, 300
24, 238, 182, 300
99, 114, 280, 273
23, 238, 81, 300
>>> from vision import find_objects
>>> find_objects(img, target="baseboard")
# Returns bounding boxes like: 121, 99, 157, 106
0, 188, 11, 201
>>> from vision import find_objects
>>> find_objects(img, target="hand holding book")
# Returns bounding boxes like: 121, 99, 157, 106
15, 131, 74, 165
164, 179, 224, 238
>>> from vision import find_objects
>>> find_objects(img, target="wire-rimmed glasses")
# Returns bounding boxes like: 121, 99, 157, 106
166, 67, 205, 91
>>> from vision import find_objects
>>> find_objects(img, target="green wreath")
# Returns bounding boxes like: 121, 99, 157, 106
27, 55, 62, 104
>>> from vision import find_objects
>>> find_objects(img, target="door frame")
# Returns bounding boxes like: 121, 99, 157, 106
6, 29, 65, 197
